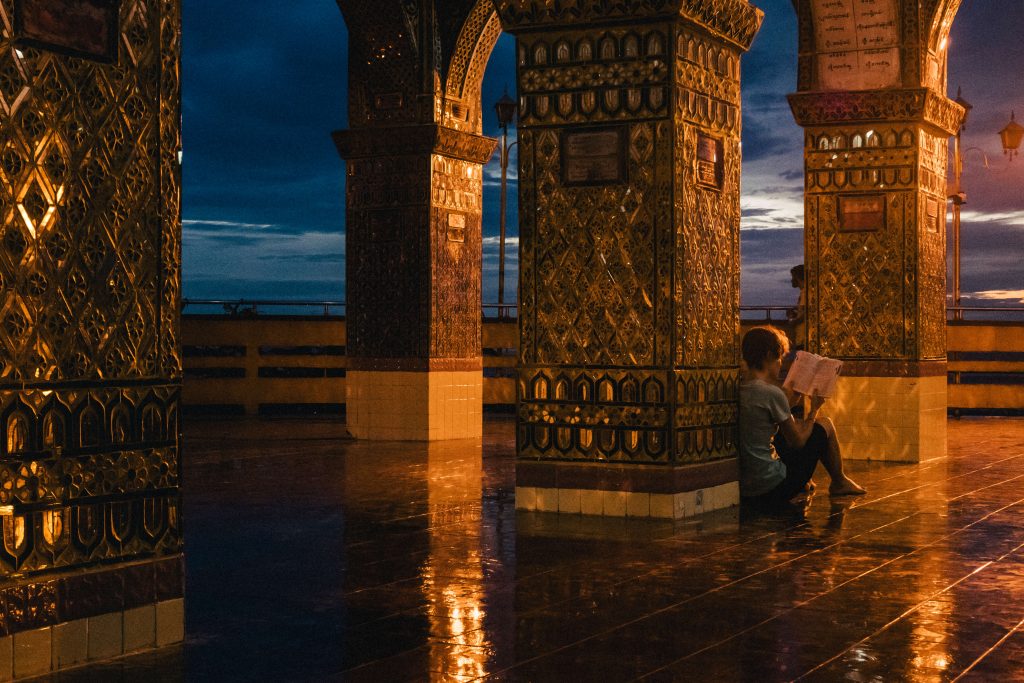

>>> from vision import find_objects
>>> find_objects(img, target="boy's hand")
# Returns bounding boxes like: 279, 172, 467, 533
809, 394, 826, 415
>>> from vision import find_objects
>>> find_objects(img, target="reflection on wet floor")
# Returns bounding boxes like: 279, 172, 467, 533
55, 416, 1024, 681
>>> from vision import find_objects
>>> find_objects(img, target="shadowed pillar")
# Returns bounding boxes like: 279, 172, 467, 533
496, 1, 762, 518
789, 0, 965, 462
334, 0, 501, 440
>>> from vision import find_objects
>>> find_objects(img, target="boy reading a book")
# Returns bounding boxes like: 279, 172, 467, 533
739, 326, 865, 509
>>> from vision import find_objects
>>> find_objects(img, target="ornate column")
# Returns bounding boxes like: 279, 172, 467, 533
497, 1, 762, 518
0, 0, 183, 676
334, 1, 500, 440
334, 127, 495, 440
789, 1, 965, 462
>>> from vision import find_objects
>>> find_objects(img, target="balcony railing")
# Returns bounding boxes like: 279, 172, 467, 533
180, 301, 1024, 416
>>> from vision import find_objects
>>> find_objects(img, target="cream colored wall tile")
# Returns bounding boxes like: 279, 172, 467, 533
649, 494, 674, 518
88, 612, 123, 661
0, 636, 11, 682
625, 492, 650, 517
673, 493, 687, 518
536, 488, 559, 512
52, 619, 88, 669
604, 490, 627, 516
13, 628, 50, 679
124, 605, 156, 652
580, 489, 603, 515
558, 488, 582, 513
156, 599, 185, 647
515, 486, 537, 511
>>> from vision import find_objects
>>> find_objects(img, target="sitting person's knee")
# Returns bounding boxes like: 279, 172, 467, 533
816, 416, 836, 439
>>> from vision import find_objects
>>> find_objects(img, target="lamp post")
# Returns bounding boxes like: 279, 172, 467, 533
950, 88, 971, 322
494, 90, 517, 317
999, 111, 1024, 159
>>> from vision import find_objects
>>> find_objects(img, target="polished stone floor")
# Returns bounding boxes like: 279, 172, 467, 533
47, 416, 1024, 681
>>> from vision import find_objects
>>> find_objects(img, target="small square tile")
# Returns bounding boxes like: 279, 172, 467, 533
515, 486, 537, 511
558, 488, 581, 514
580, 489, 603, 516
13, 627, 51, 679
625, 492, 650, 517
649, 494, 674, 518
0, 636, 12, 682
88, 612, 123, 660
123, 605, 156, 652
156, 599, 185, 647
603, 490, 627, 516
52, 619, 88, 669
536, 488, 559, 513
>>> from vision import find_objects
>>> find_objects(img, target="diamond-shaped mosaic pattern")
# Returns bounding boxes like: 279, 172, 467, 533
0, 0, 182, 582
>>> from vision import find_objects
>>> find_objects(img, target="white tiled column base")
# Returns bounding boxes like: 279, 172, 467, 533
0, 599, 183, 681
346, 370, 483, 441
515, 482, 739, 519
823, 375, 947, 462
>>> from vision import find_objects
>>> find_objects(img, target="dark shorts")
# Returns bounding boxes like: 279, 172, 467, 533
744, 423, 829, 510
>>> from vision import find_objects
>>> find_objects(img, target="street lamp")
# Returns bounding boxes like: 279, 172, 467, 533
999, 111, 1024, 159
949, 88, 972, 321
494, 89, 518, 316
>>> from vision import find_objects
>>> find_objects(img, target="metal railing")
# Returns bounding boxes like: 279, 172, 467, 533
182, 299, 1024, 322
182, 299, 346, 317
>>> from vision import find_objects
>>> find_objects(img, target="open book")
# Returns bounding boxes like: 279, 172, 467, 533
783, 350, 843, 398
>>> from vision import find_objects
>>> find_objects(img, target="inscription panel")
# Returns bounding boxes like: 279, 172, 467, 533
812, 0, 899, 90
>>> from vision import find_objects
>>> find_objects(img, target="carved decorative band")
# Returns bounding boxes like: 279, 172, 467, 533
516, 457, 738, 492
788, 89, 965, 135
347, 357, 484, 372
333, 125, 498, 164
839, 360, 948, 377
496, 0, 762, 51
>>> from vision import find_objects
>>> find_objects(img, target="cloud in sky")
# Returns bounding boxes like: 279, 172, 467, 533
182, 1, 1024, 309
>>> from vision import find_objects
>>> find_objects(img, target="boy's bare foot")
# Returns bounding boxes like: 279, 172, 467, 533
829, 479, 866, 497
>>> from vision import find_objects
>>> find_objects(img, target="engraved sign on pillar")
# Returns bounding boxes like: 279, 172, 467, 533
561, 127, 627, 186
813, 0, 899, 90
14, 0, 119, 62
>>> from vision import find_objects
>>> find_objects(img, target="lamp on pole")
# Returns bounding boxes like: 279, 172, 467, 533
999, 111, 1024, 159
494, 89, 518, 317
949, 88, 972, 322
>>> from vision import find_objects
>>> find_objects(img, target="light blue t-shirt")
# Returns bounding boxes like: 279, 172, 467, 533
738, 378, 792, 496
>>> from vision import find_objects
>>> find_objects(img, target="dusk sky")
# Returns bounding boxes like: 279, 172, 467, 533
181, 1, 1024, 309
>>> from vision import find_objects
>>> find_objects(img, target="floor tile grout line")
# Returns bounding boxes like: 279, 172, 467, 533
472, 511, 924, 680
633, 492, 1024, 680
791, 498, 1024, 681
348, 457, 1024, 663
951, 616, 1024, 681
483, 475, 1024, 680
343, 443, 1024, 675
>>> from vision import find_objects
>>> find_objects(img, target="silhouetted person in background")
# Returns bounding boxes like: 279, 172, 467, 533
786, 264, 806, 351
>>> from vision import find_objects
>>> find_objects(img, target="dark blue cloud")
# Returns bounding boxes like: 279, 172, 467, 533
181, 1, 1024, 310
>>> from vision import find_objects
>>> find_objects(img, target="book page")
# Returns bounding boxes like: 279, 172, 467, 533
810, 356, 844, 398
783, 351, 819, 396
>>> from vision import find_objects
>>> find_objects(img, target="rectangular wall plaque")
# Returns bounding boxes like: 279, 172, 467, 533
374, 92, 404, 110
926, 196, 941, 233
812, 0, 900, 91
446, 212, 466, 243
561, 127, 627, 186
839, 195, 885, 232
695, 133, 723, 189
15, 0, 119, 63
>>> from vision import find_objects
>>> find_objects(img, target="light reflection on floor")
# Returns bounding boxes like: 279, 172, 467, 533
50, 416, 1024, 681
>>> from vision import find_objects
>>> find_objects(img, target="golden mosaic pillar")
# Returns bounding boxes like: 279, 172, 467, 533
335, 0, 500, 440
789, 0, 965, 462
0, 0, 184, 677
496, 1, 762, 518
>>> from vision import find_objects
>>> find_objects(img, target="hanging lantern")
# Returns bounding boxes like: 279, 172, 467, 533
999, 111, 1024, 159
